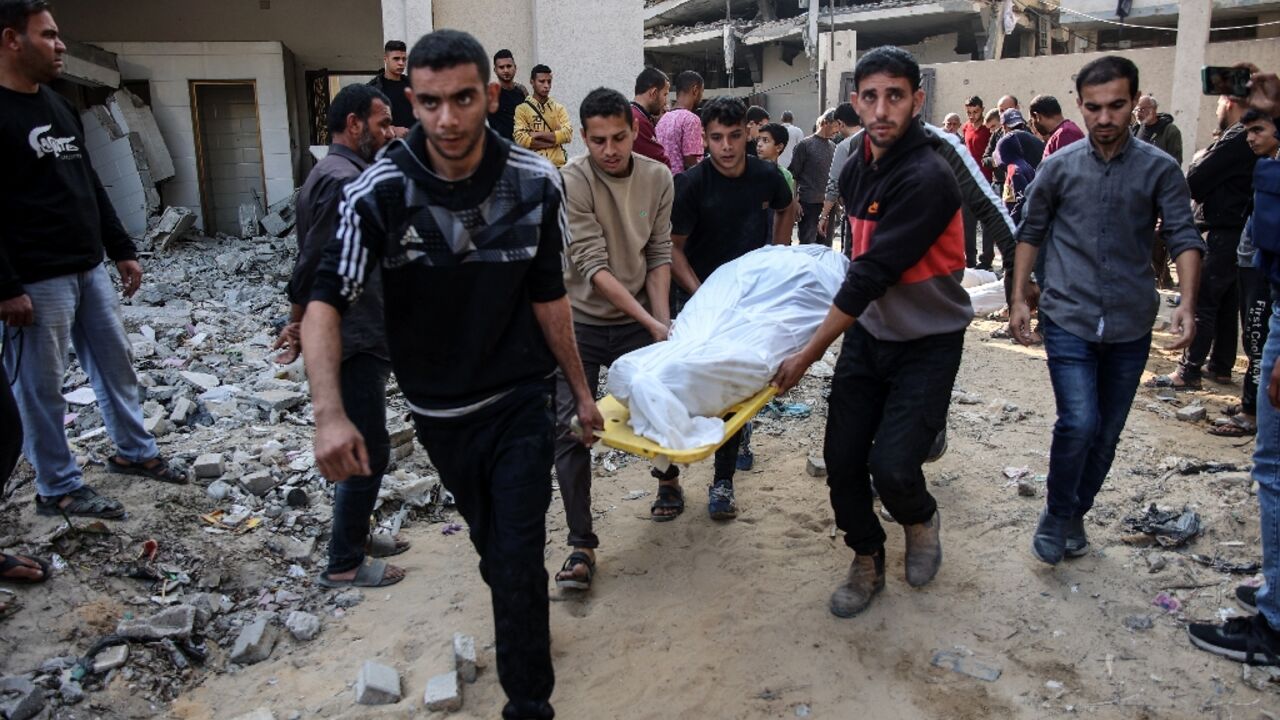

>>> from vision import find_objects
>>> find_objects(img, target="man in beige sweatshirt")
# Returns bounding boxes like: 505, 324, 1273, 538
553, 87, 674, 592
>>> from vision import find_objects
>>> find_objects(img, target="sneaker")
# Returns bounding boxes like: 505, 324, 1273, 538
1064, 515, 1089, 558
1031, 509, 1069, 565
1237, 585, 1260, 614
1187, 614, 1280, 665
830, 550, 885, 618
924, 428, 947, 463
707, 479, 737, 520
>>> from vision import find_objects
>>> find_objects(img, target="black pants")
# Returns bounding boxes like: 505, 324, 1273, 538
1241, 265, 1272, 415
825, 326, 963, 555
961, 206, 994, 269
1181, 229, 1241, 381
327, 353, 392, 574
798, 202, 828, 246
553, 322, 652, 549
0, 362, 21, 489
413, 383, 556, 720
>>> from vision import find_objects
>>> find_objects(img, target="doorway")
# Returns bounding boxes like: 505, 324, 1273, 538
190, 81, 266, 236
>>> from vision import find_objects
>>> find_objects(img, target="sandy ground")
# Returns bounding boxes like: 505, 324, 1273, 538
132, 314, 1280, 720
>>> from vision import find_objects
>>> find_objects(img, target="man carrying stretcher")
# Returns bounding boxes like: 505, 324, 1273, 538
772, 46, 971, 618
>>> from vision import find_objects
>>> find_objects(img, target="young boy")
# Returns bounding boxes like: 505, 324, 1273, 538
756, 123, 797, 195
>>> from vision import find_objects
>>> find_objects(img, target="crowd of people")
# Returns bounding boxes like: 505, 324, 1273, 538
3, 0, 1280, 716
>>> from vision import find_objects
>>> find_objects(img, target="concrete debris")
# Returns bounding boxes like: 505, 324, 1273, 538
193, 453, 225, 479
266, 534, 314, 561
59, 677, 86, 705
1176, 404, 1206, 422
0, 676, 45, 720
333, 589, 364, 609
206, 479, 232, 501
805, 455, 827, 478
239, 204, 260, 239
930, 649, 1002, 682
150, 206, 198, 251
91, 644, 130, 674
179, 371, 220, 392
285, 611, 321, 641
250, 389, 306, 413
354, 660, 402, 705
260, 192, 298, 237
229, 616, 278, 665
423, 670, 462, 712
240, 470, 281, 497
454, 633, 478, 683
170, 396, 198, 425
116, 604, 196, 640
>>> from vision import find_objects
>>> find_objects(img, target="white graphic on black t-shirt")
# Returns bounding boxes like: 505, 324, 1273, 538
28, 124, 80, 159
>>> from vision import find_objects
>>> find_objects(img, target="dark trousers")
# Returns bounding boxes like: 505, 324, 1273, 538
798, 202, 828, 246
824, 325, 963, 555
0, 362, 21, 488
327, 353, 392, 574
1241, 265, 1272, 415
1180, 229, 1242, 381
413, 383, 556, 720
962, 206, 994, 269
1042, 317, 1150, 519
554, 322, 653, 549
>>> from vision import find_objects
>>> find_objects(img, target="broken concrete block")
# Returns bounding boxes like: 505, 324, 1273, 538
179, 371, 220, 391
230, 616, 277, 665
91, 644, 129, 674
239, 204, 259, 239
116, 604, 196, 640
354, 660, 401, 705
267, 535, 314, 561
453, 633, 477, 683
389, 425, 415, 447
206, 479, 232, 501
193, 453, 225, 479
250, 389, 306, 413
143, 414, 171, 437
151, 206, 197, 251
240, 470, 280, 497
423, 671, 462, 712
108, 88, 175, 183
260, 194, 297, 237
0, 676, 45, 720
333, 589, 363, 608
1176, 404, 1206, 423
170, 396, 197, 425
285, 611, 320, 641
805, 455, 827, 478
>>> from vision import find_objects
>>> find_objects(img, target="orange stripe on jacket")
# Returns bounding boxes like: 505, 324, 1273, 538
849, 209, 966, 286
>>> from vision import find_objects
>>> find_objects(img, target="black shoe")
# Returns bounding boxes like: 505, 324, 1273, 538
1064, 515, 1089, 558
1188, 614, 1280, 665
925, 427, 947, 463
1237, 585, 1260, 614
1031, 509, 1069, 565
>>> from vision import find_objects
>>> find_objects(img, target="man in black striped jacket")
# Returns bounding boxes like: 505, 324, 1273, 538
303, 30, 600, 720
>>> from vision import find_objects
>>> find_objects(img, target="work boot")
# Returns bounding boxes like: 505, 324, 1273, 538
1032, 509, 1070, 565
830, 550, 885, 618
1064, 514, 1089, 558
903, 510, 942, 587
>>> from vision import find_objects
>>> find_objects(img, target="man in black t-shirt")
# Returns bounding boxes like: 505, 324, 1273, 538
663, 96, 793, 522
1, 1, 184, 520
488, 48, 527, 141
367, 39, 414, 136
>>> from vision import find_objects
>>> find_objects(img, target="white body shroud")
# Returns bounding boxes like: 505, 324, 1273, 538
607, 245, 850, 450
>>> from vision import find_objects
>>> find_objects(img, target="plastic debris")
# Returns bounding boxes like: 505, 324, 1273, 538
1122, 504, 1202, 547
1152, 592, 1181, 613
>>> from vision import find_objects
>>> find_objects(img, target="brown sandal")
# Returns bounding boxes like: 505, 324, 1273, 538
107, 455, 189, 484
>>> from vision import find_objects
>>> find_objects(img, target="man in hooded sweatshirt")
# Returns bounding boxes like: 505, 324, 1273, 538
1132, 94, 1183, 164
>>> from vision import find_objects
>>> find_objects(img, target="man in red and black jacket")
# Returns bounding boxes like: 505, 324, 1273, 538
772, 46, 970, 620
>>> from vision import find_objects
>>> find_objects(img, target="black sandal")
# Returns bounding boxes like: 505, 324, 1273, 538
35, 485, 125, 519
555, 551, 594, 591
650, 483, 684, 522
107, 455, 189, 484
0, 554, 51, 584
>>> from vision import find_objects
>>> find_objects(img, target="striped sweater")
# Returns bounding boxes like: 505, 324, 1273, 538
311, 126, 568, 416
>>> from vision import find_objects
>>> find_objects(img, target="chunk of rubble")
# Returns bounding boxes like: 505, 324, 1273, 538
355, 660, 401, 705
229, 616, 277, 665
423, 671, 462, 712
116, 604, 196, 640
454, 633, 477, 683
0, 676, 45, 720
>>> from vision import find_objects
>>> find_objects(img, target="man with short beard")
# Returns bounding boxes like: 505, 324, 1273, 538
487, 48, 526, 141
304, 30, 601, 719
1028, 95, 1084, 159
277, 83, 401, 588
630, 66, 671, 167
772, 47, 970, 618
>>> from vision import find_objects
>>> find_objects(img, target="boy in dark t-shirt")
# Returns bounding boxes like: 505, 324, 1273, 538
661, 97, 793, 521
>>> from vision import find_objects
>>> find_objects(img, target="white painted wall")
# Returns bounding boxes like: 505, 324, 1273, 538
433, 0, 534, 77
82, 112, 150, 237
760, 45, 820, 135
91, 42, 296, 230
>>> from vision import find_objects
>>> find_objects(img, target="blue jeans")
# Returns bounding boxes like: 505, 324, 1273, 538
1251, 301, 1280, 628
1042, 316, 1150, 520
2, 265, 157, 497
327, 353, 391, 574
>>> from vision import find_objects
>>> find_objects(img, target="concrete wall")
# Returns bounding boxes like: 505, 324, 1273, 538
924, 38, 1280, 165
56, 0, 382, 71
433, 0, 533, 72
532, 1, 645, 159
82, 112, 152, 237
93, 42, 296, 230
899, 32, 972, 66
760, 45, 821, 134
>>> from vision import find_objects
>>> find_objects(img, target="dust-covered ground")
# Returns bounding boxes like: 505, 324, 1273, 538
1, 238, 1277, 719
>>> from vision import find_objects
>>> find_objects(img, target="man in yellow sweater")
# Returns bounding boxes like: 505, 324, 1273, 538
552, 87, 673, 592
513, 63, 573, 167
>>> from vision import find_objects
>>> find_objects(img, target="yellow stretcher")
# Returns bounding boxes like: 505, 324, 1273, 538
592, 385, 778, 469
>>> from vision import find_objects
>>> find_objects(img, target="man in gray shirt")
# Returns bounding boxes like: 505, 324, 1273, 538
789, 110, 837, 245
1010, 56, 1204, 565
277, 84, 406, 587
